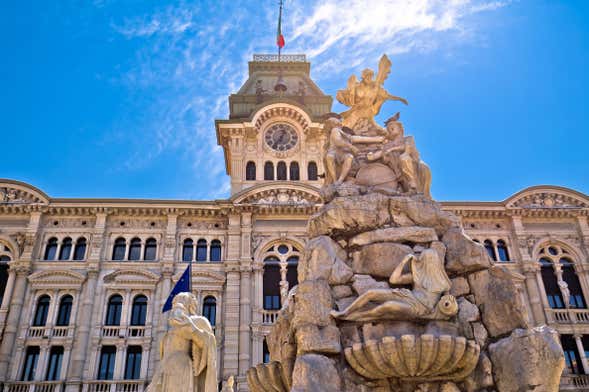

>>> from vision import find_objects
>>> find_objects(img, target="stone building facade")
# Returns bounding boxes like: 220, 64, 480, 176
0, 54, 587, 392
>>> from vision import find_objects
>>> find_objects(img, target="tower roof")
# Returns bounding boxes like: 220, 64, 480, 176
228, 54, 332, 120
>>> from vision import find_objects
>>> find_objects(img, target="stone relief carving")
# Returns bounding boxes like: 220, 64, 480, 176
242, 189, 320, 206
510, 192, 587, 209
146, 292, 217, 392
0, 186, 45, 204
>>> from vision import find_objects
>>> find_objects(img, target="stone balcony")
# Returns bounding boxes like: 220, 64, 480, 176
4, 381, 64, 392
261, 309, 279, 325
26, 326, 75, 339
100, 326, 150, 339
546, 308, 589, 324
561, 374, 589, 391
82, 380, 146, 392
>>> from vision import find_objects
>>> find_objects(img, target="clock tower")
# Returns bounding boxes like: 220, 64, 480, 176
215, 54, 333, 196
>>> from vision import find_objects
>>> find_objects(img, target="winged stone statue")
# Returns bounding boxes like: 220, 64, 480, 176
336, 54, 408, 133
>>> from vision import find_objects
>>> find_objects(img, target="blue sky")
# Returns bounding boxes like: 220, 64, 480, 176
1, 0, 587, 201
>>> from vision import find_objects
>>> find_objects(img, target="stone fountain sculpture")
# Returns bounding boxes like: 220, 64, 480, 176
247, 55, 565, 392
146, 292, 218, 392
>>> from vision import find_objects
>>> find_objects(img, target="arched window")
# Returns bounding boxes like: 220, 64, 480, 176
483, 240, 497, 261
33, 295, 50, 326
540, 257, 564, 309
97, 346, 116, 380
277, 161, 287, 180
105, 295, 123, 326
21, 346, 40, 381
182, 239, 194, 262
124, 346, 142, 380
264, 162, 274, 180
56, 295, 73, 326
130, 295, 148, 326
112, 238, 126, 261
73, 238, 86, 261
263, 256, 281, 310
44, 238, 58, 260
144, 238, 157, 261
210, 240, 222, 262
286, 256, 299, 289
289, 162, 300, 180
263, 339, 270, 364
58, 238, 72, 260
196, 239, 207, 262
561, 257, 586, 309
202, 296, 216, 326
246, 161, 256, 181
128, 238, 141, 261
307, 161, 318, 181
497, 240, 510, 262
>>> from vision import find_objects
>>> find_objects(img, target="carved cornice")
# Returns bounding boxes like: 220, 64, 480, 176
103, 269, 160, 286
28, 269, 86, 288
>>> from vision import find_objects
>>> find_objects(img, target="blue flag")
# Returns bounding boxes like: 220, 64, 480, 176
162, 263, 191, 312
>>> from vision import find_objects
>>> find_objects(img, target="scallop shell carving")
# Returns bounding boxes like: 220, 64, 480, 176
247, 361, 289, 392
344, 334, 480, 382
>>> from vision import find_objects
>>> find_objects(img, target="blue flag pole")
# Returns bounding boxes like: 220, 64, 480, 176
162, 263, 192, 313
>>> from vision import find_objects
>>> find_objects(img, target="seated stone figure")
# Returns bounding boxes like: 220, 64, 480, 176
367, 114, 432, 197
146, 292, 218, 392
331, 249, 457, 322
323, 113, 384, 186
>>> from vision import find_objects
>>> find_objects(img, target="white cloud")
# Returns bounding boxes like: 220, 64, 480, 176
106, 0, 509, 199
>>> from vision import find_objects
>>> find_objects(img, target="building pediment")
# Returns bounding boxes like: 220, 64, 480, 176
28, 270, 86, 289
0, 180, 49, 205
231, 183, 322, 206
103, 269, 160, 286
505, 186, 589, 209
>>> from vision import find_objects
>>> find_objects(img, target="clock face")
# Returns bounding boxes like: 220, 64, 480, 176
264, 123, 299, 152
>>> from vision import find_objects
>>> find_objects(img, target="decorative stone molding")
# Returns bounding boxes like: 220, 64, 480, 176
0, 181, 49, 205
508, 191, 588, 209
27, 270, 86, 289
103, 269, 160, 288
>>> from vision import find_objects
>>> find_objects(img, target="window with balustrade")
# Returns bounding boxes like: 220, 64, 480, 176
262, 242, 301, 312
97, 346, 116, 380
45, 346, 64, 381
105, 294, 123, 326
203, 296, 217, 326
33, 295, 50, 326
56, 295, 73, 326
539, 244, 586, 309
124, 346, 142, 380
20, 346, 40, 381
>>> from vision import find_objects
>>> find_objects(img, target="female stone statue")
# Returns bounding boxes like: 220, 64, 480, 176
331, 249, 456, 322
146, 292, 218, 392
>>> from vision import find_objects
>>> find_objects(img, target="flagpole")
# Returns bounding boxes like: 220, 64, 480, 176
278, 0, 283, 62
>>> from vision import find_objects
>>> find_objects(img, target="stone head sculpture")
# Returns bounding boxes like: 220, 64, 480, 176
172, 292, 198, 316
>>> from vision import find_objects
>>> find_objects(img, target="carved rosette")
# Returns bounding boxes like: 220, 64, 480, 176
344, 335, 480, 382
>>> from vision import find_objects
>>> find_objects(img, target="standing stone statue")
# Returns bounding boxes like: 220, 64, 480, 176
146, 292, 218, 392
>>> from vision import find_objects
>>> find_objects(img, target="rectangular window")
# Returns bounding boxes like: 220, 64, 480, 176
45, 346, 64, 381
97, 346, 116, 380
21, 346, 40, 381
124, 346, 142, 380
561, 334, 584, 375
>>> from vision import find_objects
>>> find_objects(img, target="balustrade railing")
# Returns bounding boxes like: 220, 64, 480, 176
26, 326, 74, 339
5, 381, 64, 392
83, 380, 145, 392
261, 309, 279, 325
561, 374, 589, 390
545, 308, 589, 324
101, 326, 150, 339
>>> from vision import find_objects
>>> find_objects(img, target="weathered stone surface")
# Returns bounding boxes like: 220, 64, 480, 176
442, 227, 491, 274
329, 257, 353, 285
458, 297, 480, 324
350, 226, 437, 247
472, 322, 488, 349
291, 354, 341, 392
356, 162, 398, 187
247, 362, 289, 392
336, 296, 357, 311
292, 280, 334, 328
468, 266, 529, 337
295, 324, 341, 355
352, 242, 412, 278
332, 284, 353, 300
299, 236, 347, 283
351, 274, 389, 296
450, 276, 470, 297
389, 195, 459, 236
307, 193, 391, 238
463, 353, 494, 392
489, 326, 564, 392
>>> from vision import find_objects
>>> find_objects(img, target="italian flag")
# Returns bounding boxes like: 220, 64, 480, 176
277, 2, 285, 49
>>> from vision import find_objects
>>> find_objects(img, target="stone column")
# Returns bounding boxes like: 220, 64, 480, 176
522, 262, 547, 325
113, 343, 126, 380
35, 343, 51, 381
223, 212, 242, 378
65, 210, 107, 391
574, 334, 589, 374
238, 213, 252, 374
